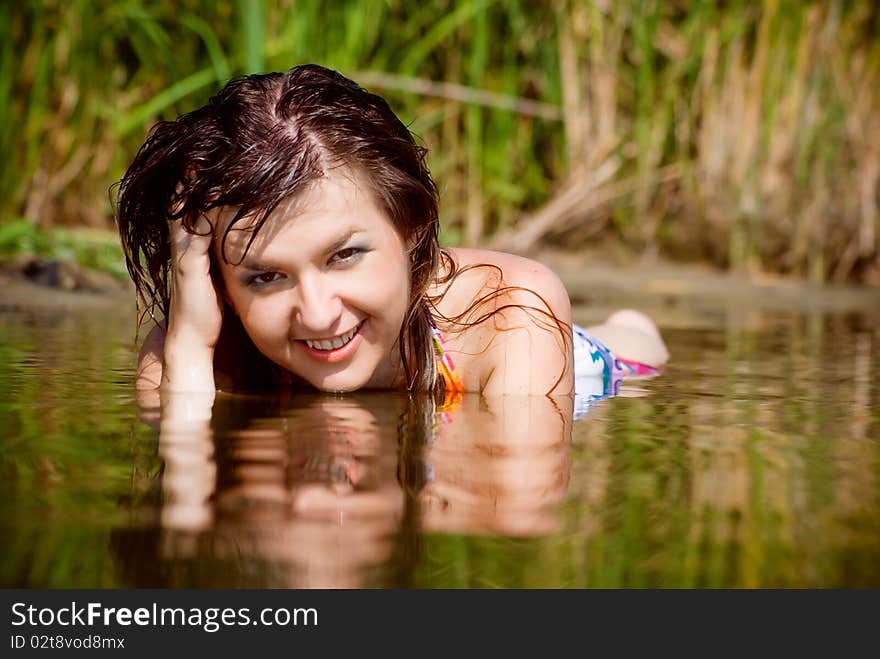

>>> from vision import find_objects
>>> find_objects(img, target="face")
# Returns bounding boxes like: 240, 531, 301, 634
214, 171, 411, 392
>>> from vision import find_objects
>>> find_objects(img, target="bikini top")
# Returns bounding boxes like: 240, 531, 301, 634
432, 322, 660, 406
431, 324, 465, 409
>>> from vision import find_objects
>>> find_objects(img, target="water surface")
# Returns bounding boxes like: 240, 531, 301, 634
1, 290, 878, 587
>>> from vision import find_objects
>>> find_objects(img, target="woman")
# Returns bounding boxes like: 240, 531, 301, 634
117, 64, 667, 401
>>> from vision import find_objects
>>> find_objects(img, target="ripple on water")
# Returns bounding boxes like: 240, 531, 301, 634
0, 306, 878, 587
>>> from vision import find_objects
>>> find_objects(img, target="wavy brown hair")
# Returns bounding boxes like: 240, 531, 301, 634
116, 64, 441, 392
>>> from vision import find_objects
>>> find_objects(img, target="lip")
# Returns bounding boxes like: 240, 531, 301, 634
298, 321, 365, 363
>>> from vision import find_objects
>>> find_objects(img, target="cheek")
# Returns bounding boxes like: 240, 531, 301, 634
358, 255, 410, 317
231, 293, 290, 344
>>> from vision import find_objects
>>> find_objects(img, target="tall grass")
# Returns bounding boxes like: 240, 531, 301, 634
2, 1, 878, 283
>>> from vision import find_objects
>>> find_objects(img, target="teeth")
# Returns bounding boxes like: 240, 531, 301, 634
305, 323, 360, 351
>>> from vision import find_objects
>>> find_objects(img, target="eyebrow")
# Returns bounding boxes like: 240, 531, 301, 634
236, 228, 365, 271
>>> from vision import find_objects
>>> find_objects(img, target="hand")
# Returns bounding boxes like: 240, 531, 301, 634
162, 215, 223, 391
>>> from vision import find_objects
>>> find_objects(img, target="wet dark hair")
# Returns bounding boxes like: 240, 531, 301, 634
117, 63, 571, 395
116, 64, 441, 392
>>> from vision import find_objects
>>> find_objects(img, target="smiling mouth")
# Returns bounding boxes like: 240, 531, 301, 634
302, 321, 365, 352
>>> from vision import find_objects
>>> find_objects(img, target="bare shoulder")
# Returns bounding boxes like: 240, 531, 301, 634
136, 322, 166, 390
436, 247, 572, 323
433, 248, 574, 396
444, 247, 565, 286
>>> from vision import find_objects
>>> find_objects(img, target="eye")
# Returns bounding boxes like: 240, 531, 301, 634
329, 247, 364, 265
247, 271, 285, 287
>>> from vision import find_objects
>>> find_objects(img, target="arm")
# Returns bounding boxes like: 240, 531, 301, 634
136, 320, 235, 396
480, 259, 574, 397
137, 217, 223, 393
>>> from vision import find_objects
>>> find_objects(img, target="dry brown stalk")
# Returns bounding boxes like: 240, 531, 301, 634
491, 158, 683, 254
490, 156, 620, 253
557, 1, 586, 170
465, 160, 483, 247
352, 71, 563, 121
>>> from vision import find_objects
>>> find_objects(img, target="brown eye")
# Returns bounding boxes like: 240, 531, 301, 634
330, 247, 364, 264
248, 271, 284, 286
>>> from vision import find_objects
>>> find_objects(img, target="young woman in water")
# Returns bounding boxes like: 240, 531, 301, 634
116, 64, 668, 403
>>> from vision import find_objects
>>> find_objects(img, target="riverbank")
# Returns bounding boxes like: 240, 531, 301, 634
0, 256, 132, 312
536, 248, 880, 329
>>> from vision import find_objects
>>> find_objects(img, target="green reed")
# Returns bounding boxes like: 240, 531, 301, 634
2, 1, 878, 283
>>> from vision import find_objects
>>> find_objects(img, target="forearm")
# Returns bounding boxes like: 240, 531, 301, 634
161, 334, 216, 392
135, 322, 217, 392
156, 216, 223, 393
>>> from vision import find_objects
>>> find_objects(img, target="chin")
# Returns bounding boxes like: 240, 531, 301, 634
288, 349, 384, 393
319, 383, 361, 394
309, 373, 371, 394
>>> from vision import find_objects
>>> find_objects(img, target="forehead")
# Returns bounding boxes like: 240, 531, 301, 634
213, 170, 395, 262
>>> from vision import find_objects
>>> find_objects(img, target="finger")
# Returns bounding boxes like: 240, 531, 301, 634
169, 216, 214, 262
168, 219, 191, 258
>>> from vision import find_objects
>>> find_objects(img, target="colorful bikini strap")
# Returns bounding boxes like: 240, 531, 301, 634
430, 320, 465, 412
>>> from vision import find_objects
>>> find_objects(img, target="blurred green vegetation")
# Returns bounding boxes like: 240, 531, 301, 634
2, 0, 879, 283
0, 218, 128, 278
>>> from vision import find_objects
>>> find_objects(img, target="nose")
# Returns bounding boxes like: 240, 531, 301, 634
292, 272, 343, 336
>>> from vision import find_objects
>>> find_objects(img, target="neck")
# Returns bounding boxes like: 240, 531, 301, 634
364, 342, 408, 390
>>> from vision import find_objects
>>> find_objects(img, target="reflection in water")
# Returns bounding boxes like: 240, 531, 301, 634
556, 312, 880, 588
114, 389, 571, 588
118, 392, 409, 588
1, 304, 878, 587
420, 395, 571, 538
